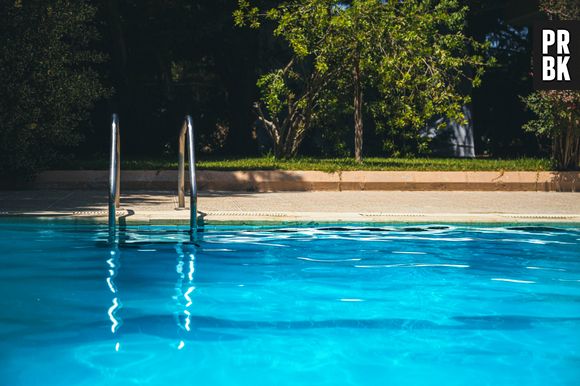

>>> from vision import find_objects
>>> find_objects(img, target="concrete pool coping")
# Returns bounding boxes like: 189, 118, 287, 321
32, 170, 580, 192
1, 191, 579, 224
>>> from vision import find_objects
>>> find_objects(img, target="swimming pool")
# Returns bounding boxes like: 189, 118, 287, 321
0, 222, 579, 385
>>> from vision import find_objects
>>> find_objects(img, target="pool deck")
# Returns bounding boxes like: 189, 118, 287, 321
1, 190, 579, 224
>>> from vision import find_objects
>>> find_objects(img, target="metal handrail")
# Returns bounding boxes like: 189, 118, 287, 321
178, 115, 197, 238
109, 114, 120, 231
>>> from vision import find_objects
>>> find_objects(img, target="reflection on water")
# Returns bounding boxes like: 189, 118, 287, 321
0, 224, 579, 386
107, 240, 122, 351
174, 242, 196, 349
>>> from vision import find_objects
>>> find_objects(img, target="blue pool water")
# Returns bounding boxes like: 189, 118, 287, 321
0, 222, 579, 385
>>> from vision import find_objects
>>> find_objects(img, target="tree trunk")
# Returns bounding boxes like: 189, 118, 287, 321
553, 122, 580, 170
353, 60, 363, 163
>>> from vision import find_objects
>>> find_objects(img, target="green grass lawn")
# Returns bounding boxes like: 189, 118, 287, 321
60, 156, 554, 172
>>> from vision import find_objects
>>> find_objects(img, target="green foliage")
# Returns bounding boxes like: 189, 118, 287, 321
236, 0, 490, 159
523, 93, 559, 137
237, 0, 344, 158
351, 0, 490, 156
59, 155, 553, 172
256, 71, 291, 117
0, 0, 108, 179
539, 0, 580, 20
523, 91, 580, 170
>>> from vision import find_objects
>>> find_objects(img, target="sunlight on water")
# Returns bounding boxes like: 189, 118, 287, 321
0, 222, 579, 386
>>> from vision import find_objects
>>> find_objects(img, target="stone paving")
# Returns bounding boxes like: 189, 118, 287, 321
1, 190, 579, 224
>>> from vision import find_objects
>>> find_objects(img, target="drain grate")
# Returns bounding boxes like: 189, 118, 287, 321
362, 213, 427, 217
503, 214, 577, 220
205, 211, 289, 217
73, 210, 127, 217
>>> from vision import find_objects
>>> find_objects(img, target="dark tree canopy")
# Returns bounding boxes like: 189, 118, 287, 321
0, 0, 108, 178
0, 0, 563, 178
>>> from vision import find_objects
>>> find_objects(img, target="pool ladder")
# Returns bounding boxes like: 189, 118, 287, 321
177, 115, 198, 239
108, 114, 198, 240
108, 114, 120, 233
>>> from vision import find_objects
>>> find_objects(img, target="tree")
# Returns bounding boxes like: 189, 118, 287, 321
235, 0, 341, 158
252, 58, 335, 157
524, 91, 580, 169
0, 0, 108, 179
523, 0, 580, 170
236, 0, 489, 161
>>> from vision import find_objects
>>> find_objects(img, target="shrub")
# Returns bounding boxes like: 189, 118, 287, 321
523, 91, 580, 170
0, 0, 108, 180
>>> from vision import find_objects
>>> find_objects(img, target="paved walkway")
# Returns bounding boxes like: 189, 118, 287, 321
1, 190, 579, 224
